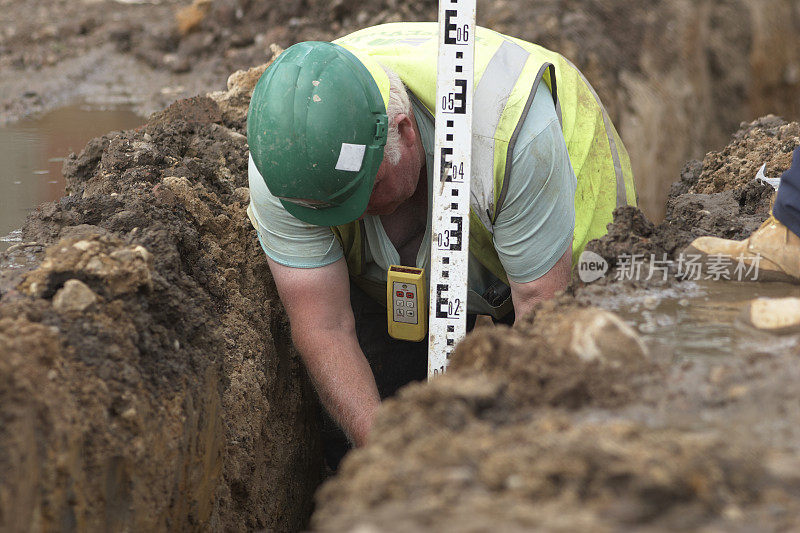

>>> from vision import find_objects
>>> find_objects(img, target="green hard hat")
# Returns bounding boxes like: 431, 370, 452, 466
247, 41, 389, 226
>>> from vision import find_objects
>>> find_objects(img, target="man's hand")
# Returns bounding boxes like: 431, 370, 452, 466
508, 245, 572, 321
267, 257, 380, 446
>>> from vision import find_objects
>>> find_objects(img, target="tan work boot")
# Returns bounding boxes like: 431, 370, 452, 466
682, 215, 800, 282
740, 297, 800, 332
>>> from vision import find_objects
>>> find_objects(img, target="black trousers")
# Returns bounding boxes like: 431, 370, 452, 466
773, 146, 800, 239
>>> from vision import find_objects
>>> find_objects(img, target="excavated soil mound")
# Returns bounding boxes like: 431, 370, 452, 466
692, 115, 800, 194
313, 303, 656, 530
0, 68, 323, 530
585, 116, 795, 275
312, 302, 800, 531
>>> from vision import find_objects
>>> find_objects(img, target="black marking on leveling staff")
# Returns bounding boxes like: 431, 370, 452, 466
447, 120, 454, 127
440, 147, 453, 182
456, 51, 463, 58
436, 284, 450, 318
454, 79, 467, 114
456, 65, 462, 72
449, 216, 463, 251
447, 338, 454, 346
452, 189, 459, 196
442, 257, 449, 264
447, 325, 455, 332
451, 203, 458, 209
444, 10, 458, 44
442, 271, 449, 278
446, 134, 453, 141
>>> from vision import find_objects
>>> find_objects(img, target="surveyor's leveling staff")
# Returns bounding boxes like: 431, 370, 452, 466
428, 0, 476, 379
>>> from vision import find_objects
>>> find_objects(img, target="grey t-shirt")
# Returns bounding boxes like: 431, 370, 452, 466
248, 81, 576, 314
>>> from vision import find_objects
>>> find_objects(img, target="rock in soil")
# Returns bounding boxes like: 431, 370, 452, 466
52, 279, 98, 313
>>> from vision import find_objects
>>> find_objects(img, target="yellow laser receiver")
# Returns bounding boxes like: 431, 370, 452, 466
387, 265, 427, 342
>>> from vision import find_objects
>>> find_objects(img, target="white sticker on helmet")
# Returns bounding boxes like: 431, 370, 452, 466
335, 143, 366, 172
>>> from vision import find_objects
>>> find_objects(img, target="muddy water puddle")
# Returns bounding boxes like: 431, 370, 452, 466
594, 280, 800, 360
0, 105, 144, 251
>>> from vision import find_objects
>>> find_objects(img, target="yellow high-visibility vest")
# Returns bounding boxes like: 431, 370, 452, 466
331, 22, 636, 307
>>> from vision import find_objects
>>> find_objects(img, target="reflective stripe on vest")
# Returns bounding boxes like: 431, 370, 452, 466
471, 39, 530, 232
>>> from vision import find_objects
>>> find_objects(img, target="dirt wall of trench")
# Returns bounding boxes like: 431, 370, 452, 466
0, 66, 324, 531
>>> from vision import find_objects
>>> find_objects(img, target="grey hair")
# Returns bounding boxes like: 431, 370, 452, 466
381, 66, 412, 166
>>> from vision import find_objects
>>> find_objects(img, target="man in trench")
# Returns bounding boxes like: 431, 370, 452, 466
246, 23, 637, 467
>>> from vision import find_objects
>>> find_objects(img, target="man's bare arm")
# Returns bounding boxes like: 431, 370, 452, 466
267, 257, 380, 446
508, 245, 572, 321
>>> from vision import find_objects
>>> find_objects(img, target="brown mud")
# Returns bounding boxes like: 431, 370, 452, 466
0, 66, 324, 531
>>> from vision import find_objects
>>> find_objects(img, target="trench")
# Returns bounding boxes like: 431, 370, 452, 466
3, 0, 800, 528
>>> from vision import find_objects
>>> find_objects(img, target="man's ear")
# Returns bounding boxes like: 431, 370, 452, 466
394, 113, 416, 147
